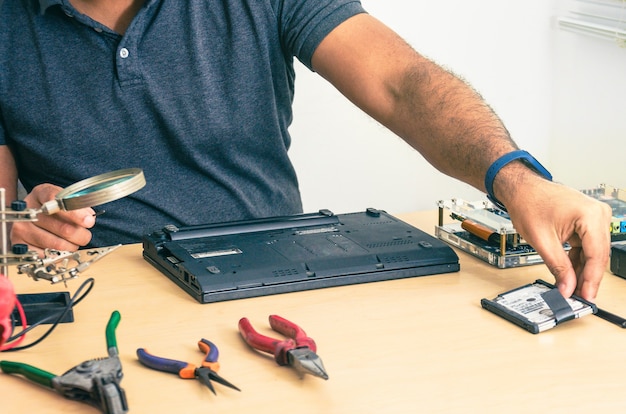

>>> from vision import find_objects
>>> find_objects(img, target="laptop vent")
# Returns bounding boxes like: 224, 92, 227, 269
366, 240, 415, 249
381, 255, 412, 264
273, 268, 300, 277
360, 219, 395, 226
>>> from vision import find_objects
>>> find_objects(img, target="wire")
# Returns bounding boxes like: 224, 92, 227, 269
0, 299, 26, 351
0, 277, 95, 352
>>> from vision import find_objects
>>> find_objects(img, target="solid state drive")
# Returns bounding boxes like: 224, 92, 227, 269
481, 279, 597, 334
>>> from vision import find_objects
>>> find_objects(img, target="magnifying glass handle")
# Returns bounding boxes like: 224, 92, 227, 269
40, 200, 62, 215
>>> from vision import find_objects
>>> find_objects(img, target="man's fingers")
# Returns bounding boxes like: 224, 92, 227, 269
12, 184, 96, 252
530, 217, 609, 303
536, 244, 578, 299
565, 246, 603, 301
10, 218, 90, 253
26, 183, 63, 207
33, 210, 95, 243
572, 211, 611, 300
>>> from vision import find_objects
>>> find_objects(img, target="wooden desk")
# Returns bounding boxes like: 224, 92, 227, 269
2, 211, 626, 413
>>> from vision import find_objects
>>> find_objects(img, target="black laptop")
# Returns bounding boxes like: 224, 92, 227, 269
142, 208, 459, 303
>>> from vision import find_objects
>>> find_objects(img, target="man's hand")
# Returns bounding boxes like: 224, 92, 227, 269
10, 184, 96, 256
500, 175, 612, 302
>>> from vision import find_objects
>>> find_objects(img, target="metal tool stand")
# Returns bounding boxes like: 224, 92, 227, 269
0, 187, 40, 278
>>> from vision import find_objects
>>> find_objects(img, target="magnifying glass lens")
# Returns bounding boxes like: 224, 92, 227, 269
63, 176, 134, 199
43, 169, 146, 214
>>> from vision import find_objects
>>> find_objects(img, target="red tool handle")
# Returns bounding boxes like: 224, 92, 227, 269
238, 317, 294, 366
238, 315, 317, 366
268, 315, 316, 352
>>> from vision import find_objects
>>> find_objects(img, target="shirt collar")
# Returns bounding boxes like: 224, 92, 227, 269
38, 0, 66, 14
38, 0, 160, 15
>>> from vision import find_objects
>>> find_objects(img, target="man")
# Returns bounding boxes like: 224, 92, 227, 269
0, 0, 612, 301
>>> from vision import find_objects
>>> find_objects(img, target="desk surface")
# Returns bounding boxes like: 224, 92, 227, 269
2, 211, 626, 413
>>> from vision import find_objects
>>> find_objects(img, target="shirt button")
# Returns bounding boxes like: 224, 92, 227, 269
119, 48, 130, 58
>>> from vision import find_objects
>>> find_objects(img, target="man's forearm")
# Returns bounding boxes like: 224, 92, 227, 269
383, 57, 519, 191
313, 14, 520, 192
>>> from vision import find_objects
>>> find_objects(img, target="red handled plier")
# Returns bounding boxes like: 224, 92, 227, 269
136, 339, 240, 395
238, 315, 329, 380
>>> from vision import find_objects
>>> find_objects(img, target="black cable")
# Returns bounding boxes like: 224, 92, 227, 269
1, 277, 95, 352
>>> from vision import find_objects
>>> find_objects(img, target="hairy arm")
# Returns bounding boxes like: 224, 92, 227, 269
311, 14, 517, 191
311, 14, 611, 301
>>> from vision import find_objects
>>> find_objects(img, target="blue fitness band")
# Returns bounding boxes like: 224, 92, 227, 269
484, 150, 552, 211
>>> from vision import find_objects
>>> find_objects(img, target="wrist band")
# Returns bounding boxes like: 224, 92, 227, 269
484, 150, 552, 211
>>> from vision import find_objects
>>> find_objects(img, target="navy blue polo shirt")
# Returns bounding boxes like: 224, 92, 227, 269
0, 0, 365, 246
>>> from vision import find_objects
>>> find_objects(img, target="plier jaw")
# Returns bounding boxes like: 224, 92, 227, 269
195, 367, 218, 395
287, 347, 329, 380
52, 357, 128, 413
194, 366, 241, 395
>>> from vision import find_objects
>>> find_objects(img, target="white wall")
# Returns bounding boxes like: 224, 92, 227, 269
551, 1, 626, 191
289, 1, 557, 215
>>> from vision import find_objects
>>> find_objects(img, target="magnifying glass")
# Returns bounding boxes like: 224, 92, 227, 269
39, 168, 146, 215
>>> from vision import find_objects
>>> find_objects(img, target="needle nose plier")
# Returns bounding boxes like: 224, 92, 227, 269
0, 310, 128, 413
137, 338, 240, 395
238, 314, 329, 380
